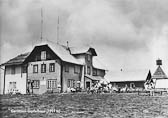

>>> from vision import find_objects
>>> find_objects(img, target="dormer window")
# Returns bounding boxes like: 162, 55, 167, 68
11, 66, 15, 74
87, 54, 91, 62
41, 51, 46, 60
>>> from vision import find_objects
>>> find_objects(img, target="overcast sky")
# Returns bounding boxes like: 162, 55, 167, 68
1, 0, 168, 81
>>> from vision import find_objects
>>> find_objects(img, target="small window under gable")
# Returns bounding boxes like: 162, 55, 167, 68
74, 65, 80, 74
65, 64, 69, 72
41, 51, 46, 60
87, 54, 91, 62
33, 65, 38, 73
11, 66, 15, 74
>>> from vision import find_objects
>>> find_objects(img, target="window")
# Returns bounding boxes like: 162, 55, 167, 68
9, 82, 16, 89
49, 63, 55, 72
65, 64, 69, 72
68, 79, 75, 88
87, 66, 91, 75
87, 55, 91, 61
74, 65, 80, 74
33, 80, 40, 88
41, 64, 46, 73
22, 65, 27, 73
33, 65, 38, 73
41, 51, 46, 60
11, 66, 15, 74
47, 79, 57, 89
93, 69, 97, 76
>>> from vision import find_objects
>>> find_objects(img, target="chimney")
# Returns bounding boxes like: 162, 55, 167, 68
66, 41, 71, 53
67, 41, 69, 48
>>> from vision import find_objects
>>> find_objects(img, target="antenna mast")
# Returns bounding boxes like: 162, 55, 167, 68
57, 16, 59, 44
40, 8, 43, 42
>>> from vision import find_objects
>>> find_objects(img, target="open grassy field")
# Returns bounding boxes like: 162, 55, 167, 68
0, 93, 168, 118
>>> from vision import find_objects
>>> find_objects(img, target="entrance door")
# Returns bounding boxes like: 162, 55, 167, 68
86, 81, 90, 88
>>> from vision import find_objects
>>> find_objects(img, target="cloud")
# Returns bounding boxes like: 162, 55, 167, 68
1, 0, 168, 79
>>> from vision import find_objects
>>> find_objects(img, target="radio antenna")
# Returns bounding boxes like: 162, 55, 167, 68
57, 16, 59, 44
40, 8, 43, 42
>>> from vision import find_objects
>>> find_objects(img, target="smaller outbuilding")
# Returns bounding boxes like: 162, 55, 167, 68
109, 69, 148, 89
152, 59, 168, 89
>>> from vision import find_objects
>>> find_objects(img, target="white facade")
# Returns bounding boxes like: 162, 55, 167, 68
5, 73, 27, 94
154, 79, 168, 89
5, 66, 27, 94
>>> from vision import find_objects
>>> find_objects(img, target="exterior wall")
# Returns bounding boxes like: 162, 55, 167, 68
153, 79, 168, 89
28, 60, 61, 94
62, 62, 82, 92
5, 65, 27, 94
110, 81, 145, 88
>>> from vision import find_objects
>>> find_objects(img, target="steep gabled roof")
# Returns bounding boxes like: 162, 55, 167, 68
1, 52, 30, 66
152, 66, 168, 79
69, 46, 97, 56
48, 43, 84, 65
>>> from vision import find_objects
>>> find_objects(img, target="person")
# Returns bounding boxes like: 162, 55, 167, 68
70, 87, 76, 93
27, 81, 30, 94
30, 80, 34, 94
144, 81, 154, 96
67, 87, 71, 93
57, 84, 61, 93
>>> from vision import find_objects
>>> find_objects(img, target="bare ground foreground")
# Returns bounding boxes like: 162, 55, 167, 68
0, 93, 168, 118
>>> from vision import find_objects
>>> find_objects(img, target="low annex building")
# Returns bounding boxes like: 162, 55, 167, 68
1, 42, 107, 94
110, 59, 168, 90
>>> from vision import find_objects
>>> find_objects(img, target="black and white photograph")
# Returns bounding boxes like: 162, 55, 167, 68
0, 0, 168, 117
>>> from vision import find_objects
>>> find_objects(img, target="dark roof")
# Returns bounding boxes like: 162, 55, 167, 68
85, 75, 104, 81
2, 52, 30, 66
70, 46, 97, 56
